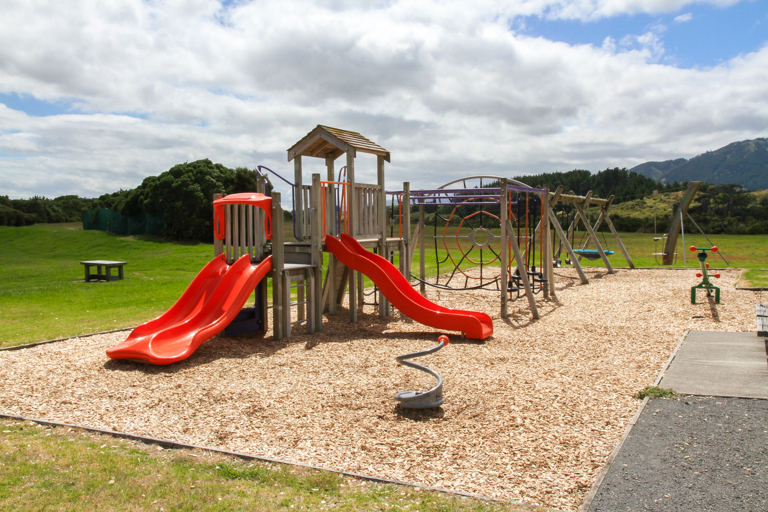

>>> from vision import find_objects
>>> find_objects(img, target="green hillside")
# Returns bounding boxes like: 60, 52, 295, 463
631, 138, 768, 190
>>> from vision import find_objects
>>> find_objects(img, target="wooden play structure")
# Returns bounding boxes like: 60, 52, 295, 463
209, 126, 635, 336
211, 125, 407, 340
107, 125, 631, 364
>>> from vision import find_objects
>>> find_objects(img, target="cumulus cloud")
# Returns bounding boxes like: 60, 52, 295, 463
0, 0, 766, 198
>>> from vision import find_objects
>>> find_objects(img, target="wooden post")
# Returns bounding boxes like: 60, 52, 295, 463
419, 204, 426, 296
548, 207, 589, 285
403, 182, 411, 280
500, 181, 509, 318
311, 174, 323, 332
576, 192, 614, 274
507, 220, 539, 320
271, 192, 284, 340
325, 155, 337, 314
255, 177, 268, 332
213, 193, 223, 258
663, 181, 702, 265
542, 187, 553, 299
346, 151, 357, 323
294, 156, 303, 240
601, 196, 634, 269
377, 155, 390, 316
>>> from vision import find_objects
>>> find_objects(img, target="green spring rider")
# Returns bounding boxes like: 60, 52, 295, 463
690, 245, 721, 304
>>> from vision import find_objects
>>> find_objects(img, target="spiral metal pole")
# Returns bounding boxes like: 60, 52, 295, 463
395, 336, 448, 409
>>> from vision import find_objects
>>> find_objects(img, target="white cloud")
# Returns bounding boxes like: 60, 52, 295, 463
674, 12, 693, 23
0, 0, 766, 198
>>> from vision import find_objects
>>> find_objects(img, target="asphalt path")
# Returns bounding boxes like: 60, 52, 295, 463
587, 396, 768, 511
586, 329, 768, 511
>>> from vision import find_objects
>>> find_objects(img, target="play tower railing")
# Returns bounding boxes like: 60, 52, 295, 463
295, 179, 383, 241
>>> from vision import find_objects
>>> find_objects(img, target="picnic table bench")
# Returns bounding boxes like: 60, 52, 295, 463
80, 260, 127, 282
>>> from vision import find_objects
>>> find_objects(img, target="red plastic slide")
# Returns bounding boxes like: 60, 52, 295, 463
107, 254, 273, 365
326, 234, 493, 340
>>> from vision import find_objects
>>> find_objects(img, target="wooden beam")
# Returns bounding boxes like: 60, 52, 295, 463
346, 151, 357, 323
325, 155, 337, 314
542, 188, 554, 299
287, 126, 325, 162
294, 156, 303, 240
500, 181, 509, 317
311, 174, 323, 331
320, 130, 355, 158
548, 206, 588, 284
663, 181, 702, 265
507, 220, 539, 320
377, 155, 389, 316
419, 204, 426, 296
575, 196, 614, 274
271, 192, 284, 340
403, 182, 411, 280
604, 213, 634, 269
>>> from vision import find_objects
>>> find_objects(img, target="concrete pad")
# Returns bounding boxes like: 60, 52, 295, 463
660, 330, 768, 399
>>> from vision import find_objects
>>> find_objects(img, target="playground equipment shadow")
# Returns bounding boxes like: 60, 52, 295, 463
102, 316, 488, 374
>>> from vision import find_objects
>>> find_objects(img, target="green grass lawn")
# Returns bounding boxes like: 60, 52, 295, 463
0, 223, 215, 348
0, 419, 534, 512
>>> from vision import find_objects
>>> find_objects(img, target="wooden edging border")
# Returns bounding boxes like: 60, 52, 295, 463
0, 327, 136, 352
0, 413, 556, 511
578, 329, 690, 512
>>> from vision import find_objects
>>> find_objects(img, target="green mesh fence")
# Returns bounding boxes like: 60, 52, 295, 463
82, 209, 164, 236
127, 212, 146, 234
145, 212, 164, 234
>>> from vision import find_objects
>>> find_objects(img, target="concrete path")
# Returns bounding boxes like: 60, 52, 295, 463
660, 331, 768, 399
584, 330, 768, 512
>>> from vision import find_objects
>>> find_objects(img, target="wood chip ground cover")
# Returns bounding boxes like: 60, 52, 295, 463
0, 268, 760, 510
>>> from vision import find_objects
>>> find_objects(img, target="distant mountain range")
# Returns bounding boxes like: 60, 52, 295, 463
630, 138, 768, 190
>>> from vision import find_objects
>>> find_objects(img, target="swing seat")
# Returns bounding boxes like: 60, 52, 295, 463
573, 249, 614, 260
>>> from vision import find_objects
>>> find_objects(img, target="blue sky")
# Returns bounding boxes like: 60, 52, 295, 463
0, 0, 766, 198
519, 1, 766, 67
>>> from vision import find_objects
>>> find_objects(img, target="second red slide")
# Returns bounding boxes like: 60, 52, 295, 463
107, 254, 273, 364
326, 234, 492, 340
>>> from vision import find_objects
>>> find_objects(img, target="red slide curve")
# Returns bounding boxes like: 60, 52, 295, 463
326, 234, 493, 340
107, 254, 273, 365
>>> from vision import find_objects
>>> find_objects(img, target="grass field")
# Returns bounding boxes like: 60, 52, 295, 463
2, 223, 766, 348
0, 419, 532, 512
0, 223, 214, 347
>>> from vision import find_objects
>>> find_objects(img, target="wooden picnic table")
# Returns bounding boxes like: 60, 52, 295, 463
80, 260, 127, 282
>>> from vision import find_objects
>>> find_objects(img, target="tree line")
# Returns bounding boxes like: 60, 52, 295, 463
2, 160, 270, 242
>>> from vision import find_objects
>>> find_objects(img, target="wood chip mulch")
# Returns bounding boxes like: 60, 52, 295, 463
0, 268, 761, 510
